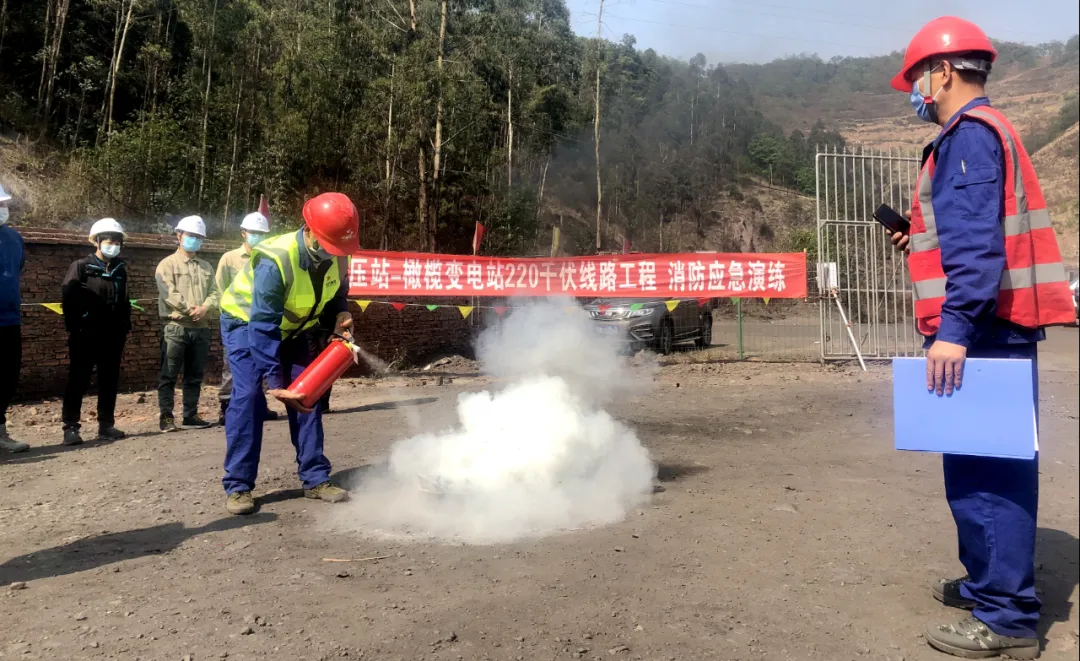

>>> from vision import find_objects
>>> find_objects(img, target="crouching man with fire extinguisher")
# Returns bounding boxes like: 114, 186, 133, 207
217, 192, 359, 515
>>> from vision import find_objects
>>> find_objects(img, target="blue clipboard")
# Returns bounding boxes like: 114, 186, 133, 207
893, 357, 1037, 460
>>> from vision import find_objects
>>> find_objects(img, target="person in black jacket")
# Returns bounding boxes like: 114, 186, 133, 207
60, 218, 132, 446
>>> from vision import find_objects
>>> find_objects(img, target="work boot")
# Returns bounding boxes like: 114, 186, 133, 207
98, 426, 126, 441
226, 491, 256, 515
0, 424, 30, 453
304, 482, 349, 503
925, 617, 1040, 659
218, 401, 229, 426
159, 414, 179, 433
182, 416, 212, 430
62, 428, 84, 446
934, 576, 977, 610
264, 409, 279, 421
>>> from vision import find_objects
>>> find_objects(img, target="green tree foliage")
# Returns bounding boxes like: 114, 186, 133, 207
0, 2, 1074, 255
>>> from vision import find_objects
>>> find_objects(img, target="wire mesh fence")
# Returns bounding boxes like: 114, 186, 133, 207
816, 146, 925, 361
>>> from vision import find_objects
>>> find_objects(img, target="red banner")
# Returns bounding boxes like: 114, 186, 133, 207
347, 251, 806, 299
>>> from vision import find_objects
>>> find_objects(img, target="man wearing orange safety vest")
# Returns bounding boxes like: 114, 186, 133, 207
887, 17, 1074, 660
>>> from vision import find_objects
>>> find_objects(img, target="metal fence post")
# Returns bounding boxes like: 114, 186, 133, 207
736, 298, 744, 361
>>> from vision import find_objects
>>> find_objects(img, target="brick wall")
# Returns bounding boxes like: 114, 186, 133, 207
13, 228, 475, 402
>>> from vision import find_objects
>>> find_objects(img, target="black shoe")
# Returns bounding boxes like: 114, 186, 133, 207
182, 416, 212, 429
263, 409, 279, 421
218, 402, 229, 426
160, 415, 179, 433
98, 426, 126, 441
932, 576, 977, 610
62, 428, 84, 446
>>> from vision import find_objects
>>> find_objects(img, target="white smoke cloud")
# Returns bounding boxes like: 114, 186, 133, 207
329, 298, 657, 545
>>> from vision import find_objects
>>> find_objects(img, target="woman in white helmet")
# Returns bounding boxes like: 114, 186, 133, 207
59, 218, 132, 446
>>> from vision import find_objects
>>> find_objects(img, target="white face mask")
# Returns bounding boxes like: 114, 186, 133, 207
0, 207, 9, 225
101, 242, 122, 259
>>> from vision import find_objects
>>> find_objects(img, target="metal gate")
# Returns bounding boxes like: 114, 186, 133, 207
815, 147, 924, 360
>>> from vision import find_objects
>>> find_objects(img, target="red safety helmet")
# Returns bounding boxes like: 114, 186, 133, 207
891, 17, 997, 92
302, 192, 360, 256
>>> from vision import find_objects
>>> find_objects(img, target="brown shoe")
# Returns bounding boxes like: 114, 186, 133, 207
304, 482, 349, 503
925, 617, 1039, 659
226, 491, 256, 515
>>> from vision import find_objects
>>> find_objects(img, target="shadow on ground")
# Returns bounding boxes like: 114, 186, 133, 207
1036, 527, 1079, 646
0, 429, 166, 464
255, 464, 389, 507
325, 397, 438, 416
656, 461, 711, 482
0, 513, 277, 584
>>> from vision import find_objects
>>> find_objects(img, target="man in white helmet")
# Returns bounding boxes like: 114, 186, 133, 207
214, 212, 279, 425
155, 215, 219, 432
60, 219, 132, 446
0, 182, 29, 453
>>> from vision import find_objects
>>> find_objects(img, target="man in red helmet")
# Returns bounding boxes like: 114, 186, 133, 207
218, 192, 361, 515
887, 16, 1074, 660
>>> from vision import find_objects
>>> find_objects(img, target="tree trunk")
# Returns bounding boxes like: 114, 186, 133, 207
222, 71, 245, 230
380, 59, 396, 251
536, 152, 550, 219
37, 0, 54, 111
690, 92, 695, 146
197, 0, 220, 211
39, 0, 71, 123
430, 0, 447, 252
43, 0, 71, 120
0, 0, 11, 58
385, 60, 395, 186
507, 64, 513, 188
418, 147, 429, 251
98, 1, 122, 143
105, 0, 137, 139
593, 0, 604, 252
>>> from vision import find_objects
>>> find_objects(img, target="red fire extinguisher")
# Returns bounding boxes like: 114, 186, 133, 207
287, 340, 358, 409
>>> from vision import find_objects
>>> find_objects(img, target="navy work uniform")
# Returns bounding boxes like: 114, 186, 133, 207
218, 229, 347, 496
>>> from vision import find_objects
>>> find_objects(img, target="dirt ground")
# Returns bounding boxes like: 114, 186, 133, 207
1, 330, 1077, 661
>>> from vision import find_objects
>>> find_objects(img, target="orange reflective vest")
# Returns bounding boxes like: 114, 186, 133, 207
908, 105, 1074, 337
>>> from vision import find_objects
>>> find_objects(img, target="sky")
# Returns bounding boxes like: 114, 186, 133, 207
564, 0, 1080, 64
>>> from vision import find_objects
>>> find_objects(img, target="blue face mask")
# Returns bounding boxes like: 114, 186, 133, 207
182, 235, 203, 252
246, 232, 266, 247
910, 72, 941, 124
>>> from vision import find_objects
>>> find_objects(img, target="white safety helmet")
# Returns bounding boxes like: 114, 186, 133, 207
0, 183, 11, 203
240, 212, 270, 233
175, 215, 207, 237
88, 218, 126, 243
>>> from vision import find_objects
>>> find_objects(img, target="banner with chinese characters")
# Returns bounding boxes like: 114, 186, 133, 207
347, 251, 807, 298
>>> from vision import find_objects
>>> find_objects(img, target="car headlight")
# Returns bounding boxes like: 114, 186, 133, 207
628, 307, 655, 318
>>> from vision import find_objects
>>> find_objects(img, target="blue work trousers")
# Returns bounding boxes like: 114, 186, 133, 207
943, 341, 1040, 639
221, 320, 332, 494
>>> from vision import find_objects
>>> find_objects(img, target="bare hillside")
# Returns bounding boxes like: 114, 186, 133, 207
836, 64, 1080, 151
820, 65, 1079, 268
1032, 122, 1080, 267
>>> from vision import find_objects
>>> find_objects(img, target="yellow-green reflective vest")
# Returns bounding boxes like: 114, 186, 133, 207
219, 231, 342, 333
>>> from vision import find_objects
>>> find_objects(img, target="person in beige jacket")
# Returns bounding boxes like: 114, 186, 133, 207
155, 215, 219, 432
214, 212, 278, 425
